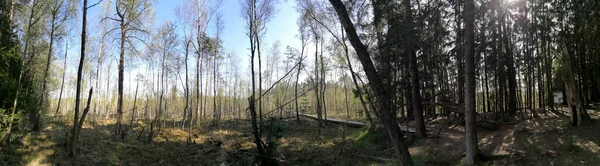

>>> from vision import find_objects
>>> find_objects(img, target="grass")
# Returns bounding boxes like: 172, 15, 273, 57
1, 110, 599, 165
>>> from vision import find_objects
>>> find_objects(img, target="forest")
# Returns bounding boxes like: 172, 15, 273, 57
1, 0, 599, 165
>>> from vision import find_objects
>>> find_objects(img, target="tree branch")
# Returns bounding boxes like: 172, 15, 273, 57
86, 0, 104, 9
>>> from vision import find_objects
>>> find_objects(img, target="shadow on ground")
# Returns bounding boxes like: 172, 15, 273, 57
1, 108, 599, 165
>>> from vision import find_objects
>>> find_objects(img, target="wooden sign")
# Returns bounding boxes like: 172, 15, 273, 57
553, 92, 563, 103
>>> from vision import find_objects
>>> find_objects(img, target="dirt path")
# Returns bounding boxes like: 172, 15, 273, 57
409, 108, 600, 165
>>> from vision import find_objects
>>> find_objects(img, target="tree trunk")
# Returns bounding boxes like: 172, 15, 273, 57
69, 0, 88, 157
295, 58, 301, 122
183, 41, 190, 129
213, 53, 218, 125
464, 0, 479, 164
401, 0, 426, 138
560, 40, 591, 126
55, 39, 68, 116
116, 9, 127, 136
256, 32, 263, 135
328, 0, 413, 164
342, 27, 374, 125
130, 83, 138, 128
456, 0, 464, 106
8, 0, 14, 26
502, 16, 518, 116
38, 11, 58, 131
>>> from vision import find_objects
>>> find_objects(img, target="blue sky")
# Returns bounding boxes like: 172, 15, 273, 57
136, 0, 301, 73
66, 0, 303, 95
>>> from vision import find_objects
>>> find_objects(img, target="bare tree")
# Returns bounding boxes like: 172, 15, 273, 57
69, 0, 101, 157
102, 0, 153, 135
241, 0, 276, 163
54, 37, 69, 116
294, 16, 309, 122
175, 2, 193, 130
152, 21, 178, 137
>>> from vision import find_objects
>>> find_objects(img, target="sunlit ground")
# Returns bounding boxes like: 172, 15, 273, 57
1, 107, 599, 165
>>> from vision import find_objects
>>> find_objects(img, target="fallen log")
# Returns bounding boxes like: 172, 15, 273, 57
299, 113, 416, 133
298, 113, 366, 128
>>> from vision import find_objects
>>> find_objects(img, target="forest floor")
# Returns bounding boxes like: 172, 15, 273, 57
1, 107, 599, 165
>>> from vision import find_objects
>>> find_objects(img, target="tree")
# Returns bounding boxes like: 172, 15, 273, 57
69, 0, 101, 157
175, 2, 193, 130
212, 14, 224, 126
297, 0, 374, 125
54, 37, 69, 116
3, 0, 47, 144
464, 0, 478, 164
292, 12, 311, 123
152, 21, 178, 137
560, 39, 591, 126
327, 0, 413, 164
102, 0, 153, 135
400, 0, 427, 138
39, 0, 75, 131
241, 0, 276, 163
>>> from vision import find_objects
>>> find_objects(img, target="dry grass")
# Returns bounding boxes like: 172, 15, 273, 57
1, 107, 599, 165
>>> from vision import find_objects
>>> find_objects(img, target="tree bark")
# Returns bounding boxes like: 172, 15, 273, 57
295, 55, 302, 122
328, 0, 413, 164
69, 0, 88, 157
399, 0, 426, 138
501, 15, 518, 116
116, 5, 127, 135
561, 40, 591, 126
39, 7, 59, 131
464, 0, 479, 164
455, 0, 464, 106
183, 41, 190, 129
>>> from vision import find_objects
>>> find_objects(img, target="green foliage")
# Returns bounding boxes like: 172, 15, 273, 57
109, 150, 120, 166
0, 47, 21, 108
352, 126, 387, 150
1, 109, 22, 127
0, 2, 42, 139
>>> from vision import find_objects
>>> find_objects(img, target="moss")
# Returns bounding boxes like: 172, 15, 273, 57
352, 126, 387, 150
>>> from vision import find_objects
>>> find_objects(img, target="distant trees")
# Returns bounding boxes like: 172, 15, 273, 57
39, 0, 75, 131
152, 21, 179, 136
1, 0, 599, 163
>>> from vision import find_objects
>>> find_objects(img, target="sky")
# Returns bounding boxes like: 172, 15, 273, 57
145, 0, 301, 73
61, 0, 303, 96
